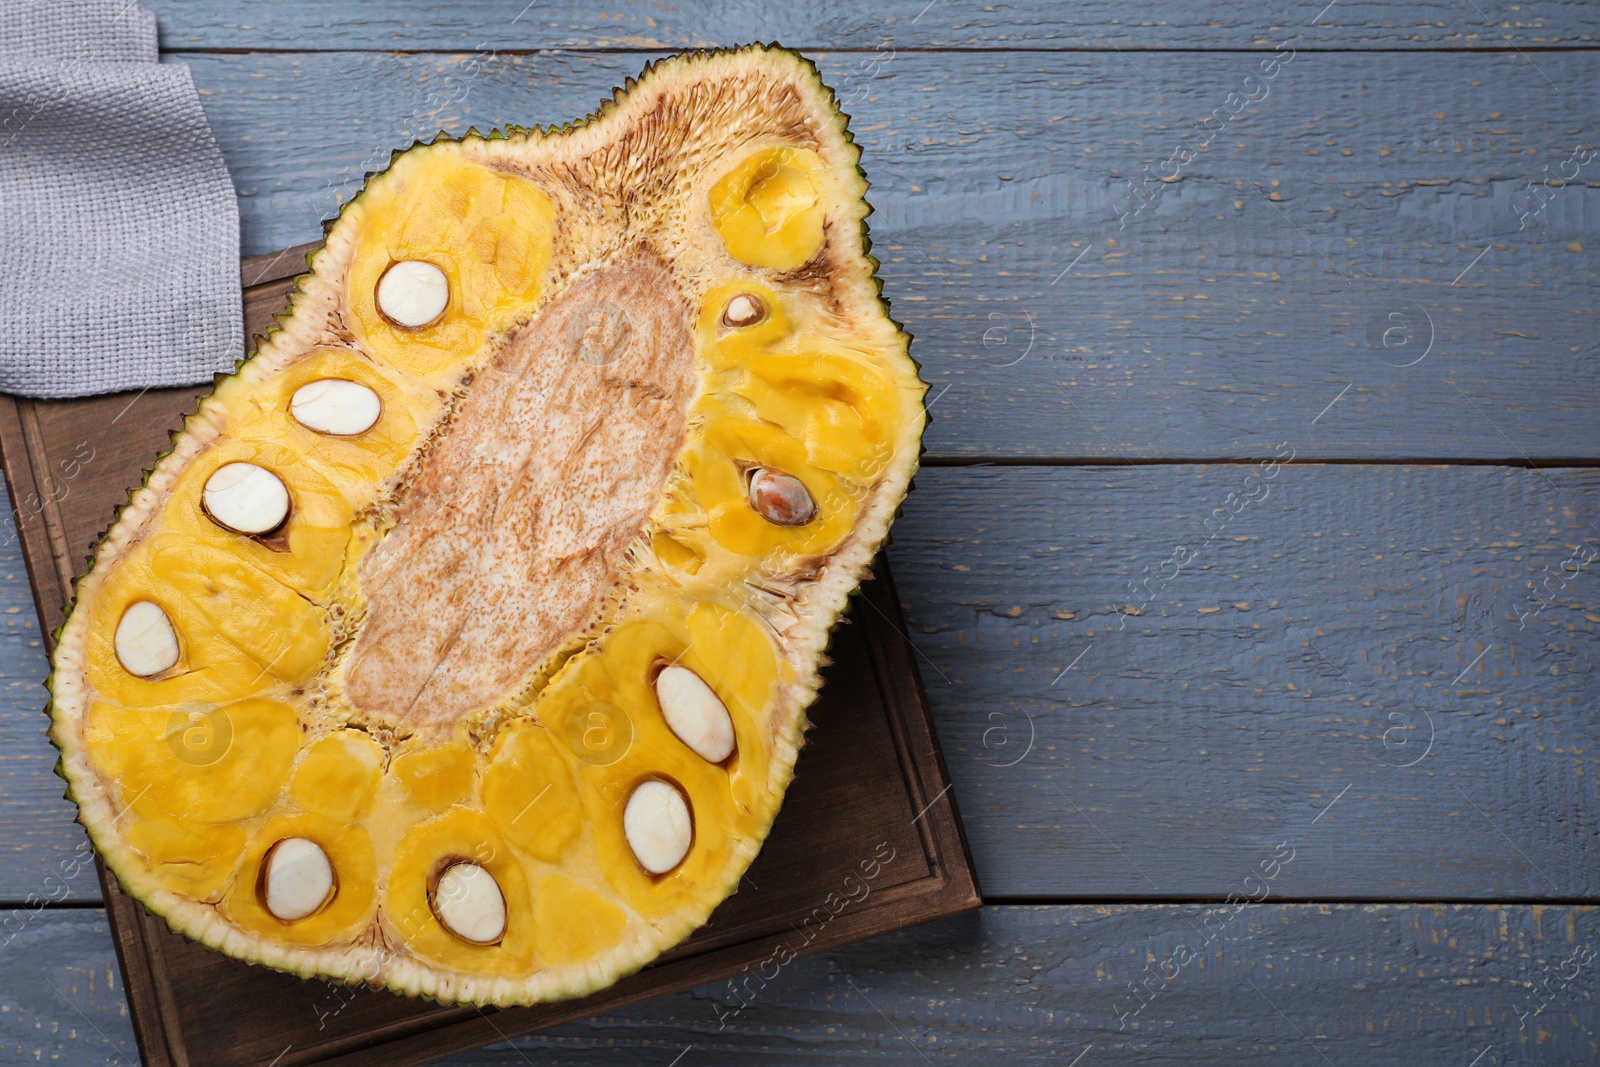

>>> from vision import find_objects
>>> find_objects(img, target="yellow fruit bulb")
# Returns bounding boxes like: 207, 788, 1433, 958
683, 601, 779, 817
684, 408, 861, 561
545, 598, 773, 922
698, 282, 793, 346
155, 439, 353, 601
222, 812, 378, 946
728, 349, 899, 476
149, 539, 331, 685
483, 721, 583, 864
220, 346, 440, 508
125, 817, 247, 900
391, 740, 479, 814
291, 730, 387, 822
82, 540, 277, 709
88, 698, 300, 823
710, 146, 829, 270
533, 873, 629, 965
345, 148, 556, 385
382, 809, 535, 974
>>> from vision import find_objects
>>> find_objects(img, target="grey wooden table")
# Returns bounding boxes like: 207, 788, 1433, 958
3, 2, 1598, 1063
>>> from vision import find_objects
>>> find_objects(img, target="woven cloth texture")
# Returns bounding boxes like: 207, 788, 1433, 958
0, 0, 241, 398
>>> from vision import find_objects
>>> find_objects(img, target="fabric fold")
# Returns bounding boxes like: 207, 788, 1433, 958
0, 0, 242, 398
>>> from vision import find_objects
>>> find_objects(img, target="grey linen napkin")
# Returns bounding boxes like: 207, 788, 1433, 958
0, 0, 243, 398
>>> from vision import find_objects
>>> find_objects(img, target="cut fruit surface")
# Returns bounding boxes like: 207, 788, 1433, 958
343, 249, 697, 730
49, 46, 924, 1008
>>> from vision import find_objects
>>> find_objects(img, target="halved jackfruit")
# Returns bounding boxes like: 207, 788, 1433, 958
48, 46, 924, 1007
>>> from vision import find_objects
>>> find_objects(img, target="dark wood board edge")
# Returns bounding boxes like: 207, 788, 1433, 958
860, 561, 982, 907
240, 242, 322, 291
0, 245, 979, 1067
106, 872, 184, 1067
0, 397, 71, 639
317, 889, 980, 1067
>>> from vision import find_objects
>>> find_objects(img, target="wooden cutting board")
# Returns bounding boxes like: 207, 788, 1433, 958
0, 245, 979, 1067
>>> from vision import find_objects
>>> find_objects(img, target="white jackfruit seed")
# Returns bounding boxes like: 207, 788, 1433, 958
721, 293, 765, 327
655, 665, 736, 763
623, 779, 693, 874
376, 260, 450, 328
263, 838, 335, 922
203, 462, 290, 535
113, 600, 180, 677
433, 863, 507, 944
291, 379, 383, 436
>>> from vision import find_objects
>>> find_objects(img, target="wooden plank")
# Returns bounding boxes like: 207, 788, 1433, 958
1, 463, 1594, 902
5, 905, 1595, 1065
0, 485, 96, 904
180, 49, 1600, 461
0, 912, 134, 1065
148, 0, 1600, 51
893, 464, 1600, 899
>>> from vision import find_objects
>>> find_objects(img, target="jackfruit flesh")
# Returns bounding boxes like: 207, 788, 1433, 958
48, 46, 924, 1006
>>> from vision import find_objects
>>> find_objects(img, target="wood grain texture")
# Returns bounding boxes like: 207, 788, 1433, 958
176, 49, 1600, 461
893, 464, 1600, 899
0, 493, 96, 904
147, 0, 1600, 51
0, 5, 1595, 1060
3, 464, 1595, 904
9, 905, 1596, 1065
